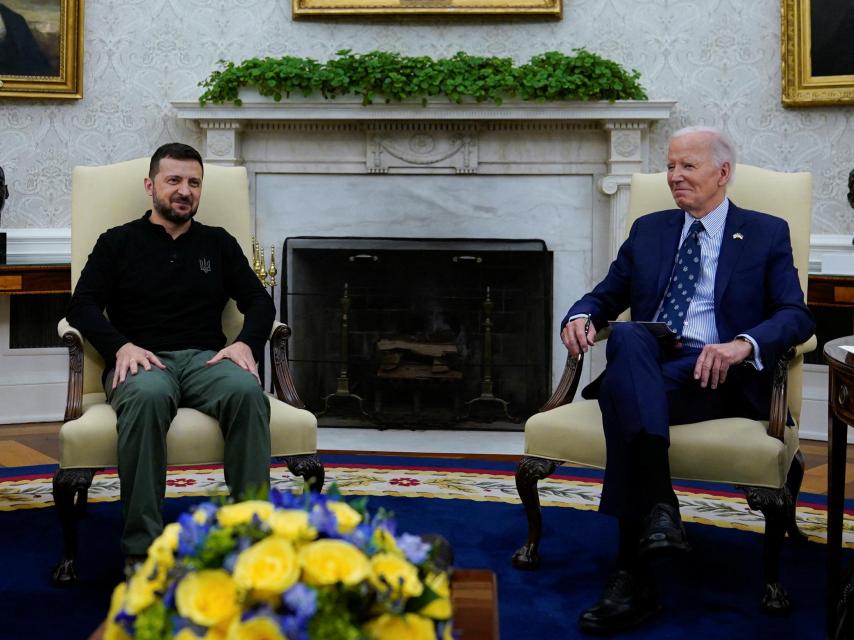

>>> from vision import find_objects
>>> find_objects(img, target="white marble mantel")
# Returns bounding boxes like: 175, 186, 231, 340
172, 95, 675, 387
173, 96, 675, 122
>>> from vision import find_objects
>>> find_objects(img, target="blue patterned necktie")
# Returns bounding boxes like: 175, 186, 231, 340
659, 219, 703, 338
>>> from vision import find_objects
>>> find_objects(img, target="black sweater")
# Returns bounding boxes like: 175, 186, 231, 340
67, 212, 275, 373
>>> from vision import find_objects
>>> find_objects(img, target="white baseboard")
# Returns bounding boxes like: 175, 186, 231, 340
0, 379, 65, 424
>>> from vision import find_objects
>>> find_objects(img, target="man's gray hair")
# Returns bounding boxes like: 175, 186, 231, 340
670, 126, 736, 179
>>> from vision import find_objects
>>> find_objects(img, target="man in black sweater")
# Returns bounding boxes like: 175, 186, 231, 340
67, 143, 275, 563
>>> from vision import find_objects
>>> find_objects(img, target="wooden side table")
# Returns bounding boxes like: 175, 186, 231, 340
0, 259, 70, 295
824, 336, 854, 638
451, 569, 500, 640
809, 273, 854, 308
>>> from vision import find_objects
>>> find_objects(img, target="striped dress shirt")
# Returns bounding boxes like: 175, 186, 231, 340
657, 198, 762, 368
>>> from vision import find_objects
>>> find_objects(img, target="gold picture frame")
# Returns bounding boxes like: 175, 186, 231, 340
293, 0, 561, 17
0, 0, 84, 99
782, 0, 854, 106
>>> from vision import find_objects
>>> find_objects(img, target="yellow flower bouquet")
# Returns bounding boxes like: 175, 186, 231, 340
104, 489, 453, 640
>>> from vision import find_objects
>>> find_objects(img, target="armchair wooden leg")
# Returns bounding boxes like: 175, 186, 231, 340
51, 468, 96, 585
744, 485, 793, 614
512, 455, 560, 570
784, 449, 807, 543
281, 454, 325, 493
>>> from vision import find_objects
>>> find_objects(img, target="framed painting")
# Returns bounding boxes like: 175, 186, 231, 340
782, 0, 854, 106
0, 0, 83, 99
293, 0, 561, 17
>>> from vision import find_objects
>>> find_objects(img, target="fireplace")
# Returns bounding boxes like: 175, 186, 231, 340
283, 237, 551, 429
172, 95, 675, 408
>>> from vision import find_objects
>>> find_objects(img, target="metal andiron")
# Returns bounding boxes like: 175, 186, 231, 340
464, 286, 518, 422
318, 282, 369, 418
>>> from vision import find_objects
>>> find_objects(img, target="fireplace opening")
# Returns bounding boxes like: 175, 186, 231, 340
282, 237, 552, 430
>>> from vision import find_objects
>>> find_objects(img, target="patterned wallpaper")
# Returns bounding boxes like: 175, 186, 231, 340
0, 0, 852, 233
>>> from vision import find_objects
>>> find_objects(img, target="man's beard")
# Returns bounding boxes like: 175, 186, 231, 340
153, 193, 197, 225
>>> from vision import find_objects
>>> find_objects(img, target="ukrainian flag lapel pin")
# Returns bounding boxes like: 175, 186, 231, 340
732, 232, 744, 240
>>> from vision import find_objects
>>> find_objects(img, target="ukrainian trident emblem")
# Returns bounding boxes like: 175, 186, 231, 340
199, 258, 211, 274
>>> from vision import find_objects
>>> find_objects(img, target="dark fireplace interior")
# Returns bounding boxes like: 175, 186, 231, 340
281, 237, 552, 430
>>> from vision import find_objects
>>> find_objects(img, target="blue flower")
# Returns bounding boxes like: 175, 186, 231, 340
436, 619, 452, 640
114, 609, 135, 628
277, 584, 316, 640
176, 512, 209, 557
222, 550, 239, 573
309, 503, 339, 538
163, 578, 178, 609
193, 501, 218, 523
371, 510, 397, 536
280, 613, 310, 640
345, 522, 374, 551
170, 615, 206, 637
283, 583, 317, 619
244, 604, 277, 621
269, 487, 302, 510
396, 533, 431, 564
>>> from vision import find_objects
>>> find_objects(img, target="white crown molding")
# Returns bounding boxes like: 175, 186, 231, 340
4, 227, 71, 261
173, 96, 679, 123
810, 234, 853, 251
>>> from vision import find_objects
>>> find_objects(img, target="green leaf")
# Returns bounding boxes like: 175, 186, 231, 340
197, 49, 648, 106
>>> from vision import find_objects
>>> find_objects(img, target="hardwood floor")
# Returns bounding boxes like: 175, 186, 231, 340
0, 422, 60, 466
2, 421, 853, 499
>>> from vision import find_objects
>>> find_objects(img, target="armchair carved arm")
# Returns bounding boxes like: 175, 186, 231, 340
767, 335, 816, 440
269, 320, 305, 409
58, 318, 84, 421
540, 352, 584, 412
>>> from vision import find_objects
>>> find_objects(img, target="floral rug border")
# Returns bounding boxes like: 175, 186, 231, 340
1, 463, 849, 547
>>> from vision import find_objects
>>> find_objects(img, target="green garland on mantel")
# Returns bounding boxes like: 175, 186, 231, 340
197, 49, 647, 107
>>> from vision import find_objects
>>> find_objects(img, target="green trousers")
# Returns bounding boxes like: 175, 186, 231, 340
106, 349, 271, 556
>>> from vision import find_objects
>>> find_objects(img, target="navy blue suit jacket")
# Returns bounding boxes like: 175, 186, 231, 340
562, 202, 815, 420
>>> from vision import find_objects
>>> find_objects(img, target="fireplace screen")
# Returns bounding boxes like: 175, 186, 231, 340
282, 237, 552, 430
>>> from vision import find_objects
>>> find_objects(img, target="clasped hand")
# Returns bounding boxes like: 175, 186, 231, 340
112, 341, 261, 389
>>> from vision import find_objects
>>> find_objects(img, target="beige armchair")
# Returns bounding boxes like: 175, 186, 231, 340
52, 158, 323, 584
511, 164, 816, 613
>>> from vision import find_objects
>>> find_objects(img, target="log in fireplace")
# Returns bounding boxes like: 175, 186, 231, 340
282, 237, 552, 430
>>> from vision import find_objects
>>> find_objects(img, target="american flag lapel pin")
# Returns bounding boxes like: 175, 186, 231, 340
732, 232, 744, 240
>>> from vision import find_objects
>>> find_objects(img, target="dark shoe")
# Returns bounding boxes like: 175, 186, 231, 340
638, 502, 690, 556
579, 569, 660, 635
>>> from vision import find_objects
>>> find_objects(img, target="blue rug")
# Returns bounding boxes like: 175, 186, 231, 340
0, 455, 848, 640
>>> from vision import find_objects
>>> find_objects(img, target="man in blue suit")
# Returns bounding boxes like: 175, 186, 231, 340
561, 126, 814, 634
